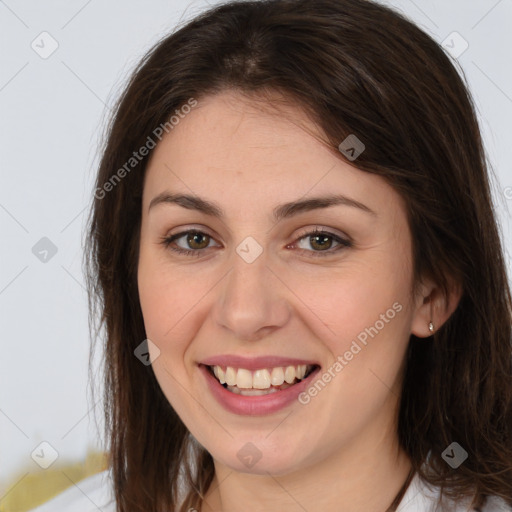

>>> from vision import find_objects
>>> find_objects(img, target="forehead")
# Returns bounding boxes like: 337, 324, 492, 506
142, 90, 402, 220
148, 91, 332, 176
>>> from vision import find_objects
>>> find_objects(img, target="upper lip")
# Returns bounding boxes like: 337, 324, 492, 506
200, 355, 320, 371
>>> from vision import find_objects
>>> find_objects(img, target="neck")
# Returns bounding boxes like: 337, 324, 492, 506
199, 414, 412, 512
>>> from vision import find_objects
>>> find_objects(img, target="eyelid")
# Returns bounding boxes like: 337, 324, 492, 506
164, 224, 216, 237
294, 225, 351, 243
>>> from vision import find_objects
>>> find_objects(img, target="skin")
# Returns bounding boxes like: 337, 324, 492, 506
137, 90, 461, 512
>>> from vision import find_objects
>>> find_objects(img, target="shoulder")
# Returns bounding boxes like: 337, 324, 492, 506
26, 470, 115, 512
482, 496, 512, 512
397, 472, 512, 512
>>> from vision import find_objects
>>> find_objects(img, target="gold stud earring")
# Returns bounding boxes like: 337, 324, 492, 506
428, 321, 435, 334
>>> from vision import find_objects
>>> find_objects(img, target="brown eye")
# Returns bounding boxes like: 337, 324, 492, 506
160, 230, 218, 257
308, 233, 334, 251
185, 232, 210, 250
293, 228, 352, 257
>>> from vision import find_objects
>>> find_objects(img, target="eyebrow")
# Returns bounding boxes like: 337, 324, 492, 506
148, 191, 377, 221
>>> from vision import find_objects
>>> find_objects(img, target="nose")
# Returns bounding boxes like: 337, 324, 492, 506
212, 244, 291, 342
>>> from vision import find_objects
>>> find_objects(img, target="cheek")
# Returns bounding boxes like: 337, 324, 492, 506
291, 261, 408, 343
137, 248, 190, 361
284, 256, 413, 403
288, 268, 411, 430
138, 241, 201, 339
137, 251, 204, 410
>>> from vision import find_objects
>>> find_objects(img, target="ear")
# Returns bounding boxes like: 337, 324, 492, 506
411, 277, 462, 338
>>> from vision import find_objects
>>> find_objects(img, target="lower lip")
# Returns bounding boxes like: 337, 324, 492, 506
199, 364, 321, 416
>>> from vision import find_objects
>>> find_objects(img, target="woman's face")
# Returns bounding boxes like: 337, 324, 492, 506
137, 90, 425, 476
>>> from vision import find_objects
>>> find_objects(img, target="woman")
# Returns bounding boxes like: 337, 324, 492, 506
30, 0, 512, 510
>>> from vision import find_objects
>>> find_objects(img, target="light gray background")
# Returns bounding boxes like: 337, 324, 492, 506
1, 0, 511, 494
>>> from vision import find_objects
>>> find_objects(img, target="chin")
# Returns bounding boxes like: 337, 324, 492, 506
207, 437, 309, 476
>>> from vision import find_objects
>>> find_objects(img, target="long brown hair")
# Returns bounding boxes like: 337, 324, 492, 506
84, 0, 512, 510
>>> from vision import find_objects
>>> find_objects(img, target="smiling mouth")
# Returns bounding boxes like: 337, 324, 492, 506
206, 364, 320, 396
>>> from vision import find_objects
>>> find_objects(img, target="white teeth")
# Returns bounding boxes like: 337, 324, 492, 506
236, 387, 278, 396
213, 365, 226, 384
270, 367, 285, 386
236, 368, 253, 389
226, 384, 291, 396
210, 364, 314, 390
284, 365, 296, 384
225, 366, 237, 386
253, 369, 271, 389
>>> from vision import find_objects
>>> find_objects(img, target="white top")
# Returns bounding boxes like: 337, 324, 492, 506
28, 469, 511, 512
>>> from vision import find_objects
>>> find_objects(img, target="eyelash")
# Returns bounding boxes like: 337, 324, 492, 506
159, 227, 352, 258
